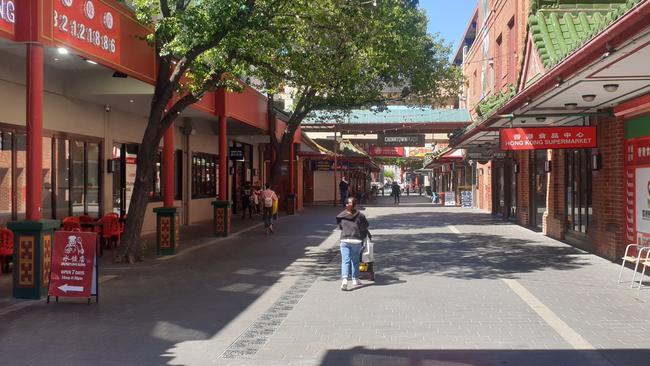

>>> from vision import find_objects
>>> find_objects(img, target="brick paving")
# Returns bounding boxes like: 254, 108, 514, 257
1, 196, 650, 365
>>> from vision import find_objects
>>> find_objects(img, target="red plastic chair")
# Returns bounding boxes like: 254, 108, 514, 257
0, 227, 14, 273
79, 215, 97, 232
98, 213, 121, 250
62, 216, 81, 231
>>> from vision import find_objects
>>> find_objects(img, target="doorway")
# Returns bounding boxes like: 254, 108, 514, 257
530, 150, 548, 230
112, 143, 139, 218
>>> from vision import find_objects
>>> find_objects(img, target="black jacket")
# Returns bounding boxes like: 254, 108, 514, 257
336, 209, 369, 241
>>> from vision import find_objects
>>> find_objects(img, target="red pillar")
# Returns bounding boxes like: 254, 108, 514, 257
289, 143, 295, 194
26, 43, 43, 221
163, 126, 174, 207
218, 116, 228, 200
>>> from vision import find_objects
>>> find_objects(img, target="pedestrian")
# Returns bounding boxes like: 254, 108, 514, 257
339, 177, 349, 206
241, 181, 253, 219
391, 181, 401, 204
252, 182, 262, 215
336, 197, 369, 291
261, 183, 278, 234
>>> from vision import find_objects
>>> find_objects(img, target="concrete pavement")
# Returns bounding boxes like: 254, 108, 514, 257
1, 196, 650, 365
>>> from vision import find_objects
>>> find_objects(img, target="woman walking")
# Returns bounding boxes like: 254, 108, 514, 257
336, 197, 369, 291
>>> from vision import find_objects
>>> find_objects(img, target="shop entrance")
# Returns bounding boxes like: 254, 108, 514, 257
230, 142, 253, 215
565, 149, 592, 236
112, 143, 139, 218
530, 150, 548, 230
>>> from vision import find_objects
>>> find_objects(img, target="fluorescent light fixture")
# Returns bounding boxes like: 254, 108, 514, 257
581, 94, 596, 102
86, 59, 97, 65
129, 99, 135, 103
57, 47, 69, 55
603, 84, 619, 92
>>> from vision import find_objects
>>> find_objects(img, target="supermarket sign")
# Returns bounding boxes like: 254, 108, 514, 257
0, 0, 15, 35
53, 0, 121, 64
500, 126, 597, 151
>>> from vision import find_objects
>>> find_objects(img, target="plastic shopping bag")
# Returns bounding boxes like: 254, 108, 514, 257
361, 238, 374, 263
272, 199, 278, 219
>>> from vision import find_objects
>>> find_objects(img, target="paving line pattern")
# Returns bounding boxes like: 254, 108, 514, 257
219, 247, 339, 360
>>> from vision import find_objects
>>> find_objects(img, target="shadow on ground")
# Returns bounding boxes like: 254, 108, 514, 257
319, 347, 650, 366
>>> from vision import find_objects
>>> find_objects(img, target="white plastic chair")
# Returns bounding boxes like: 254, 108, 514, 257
618, 243, 650, 287
636, 250, 650, 290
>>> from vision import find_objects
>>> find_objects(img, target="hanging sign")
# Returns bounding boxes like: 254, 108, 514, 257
366, 146, 405, 157
52, 0, 121, 64
229, 147, 244, 160
48, 231, 97, 299
0, 0, 15, 35
310, 161, 349, 171
378, 134, 425, 147
500, 127, 597, 150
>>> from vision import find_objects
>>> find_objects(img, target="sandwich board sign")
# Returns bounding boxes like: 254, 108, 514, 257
48, 231, 98, 304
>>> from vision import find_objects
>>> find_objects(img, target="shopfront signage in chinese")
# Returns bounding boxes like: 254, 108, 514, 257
53, 0, 121, 64
378, 134, 425, 147
0, 0, 15, 34
366, 146, 405, 157
48, 231, 97, 298
500, 127, 597, 150
310, 161, 349, 171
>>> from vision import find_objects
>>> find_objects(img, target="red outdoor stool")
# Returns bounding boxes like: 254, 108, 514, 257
62, 216, 82, 232
0, 227, 14, 273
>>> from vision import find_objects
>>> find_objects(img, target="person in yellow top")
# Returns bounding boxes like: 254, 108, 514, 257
260, 183, 279, 234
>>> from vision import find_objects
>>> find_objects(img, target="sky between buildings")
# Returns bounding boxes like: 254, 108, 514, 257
421, 0, 477, 55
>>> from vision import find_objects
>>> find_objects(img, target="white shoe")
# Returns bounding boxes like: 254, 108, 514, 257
341, 280, 348, 291
352, 279, 361, 286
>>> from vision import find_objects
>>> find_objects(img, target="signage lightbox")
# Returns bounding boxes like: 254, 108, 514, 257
378, 134, 425, 147
500, 127, 597, 150
0, 0, 15, 35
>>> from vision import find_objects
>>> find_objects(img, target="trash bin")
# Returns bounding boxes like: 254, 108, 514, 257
286, 194, 296, 215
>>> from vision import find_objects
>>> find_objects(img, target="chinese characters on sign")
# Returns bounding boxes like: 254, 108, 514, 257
0, 0, 15, 34
48, 231, 97, 298
53, 0, 120, 64
366, 146, 405, 157
500, 127, 597, 150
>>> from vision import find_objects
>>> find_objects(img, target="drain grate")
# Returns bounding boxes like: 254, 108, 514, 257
220, 248, 338, 359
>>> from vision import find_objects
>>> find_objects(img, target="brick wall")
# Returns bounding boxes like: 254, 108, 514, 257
477, 161, 493, 212
589, 115, 625, 260
546, 149, 566, 239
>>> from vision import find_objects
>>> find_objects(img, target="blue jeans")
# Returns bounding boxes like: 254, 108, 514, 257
340, 241, 363, 280
340, 190, 349, 205
263, 207, 273, 228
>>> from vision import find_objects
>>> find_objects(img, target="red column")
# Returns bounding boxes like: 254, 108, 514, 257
218, 116, 228, 200
163, 126, 174, 207
26, 43, 43, 221
289, 143, 295, 194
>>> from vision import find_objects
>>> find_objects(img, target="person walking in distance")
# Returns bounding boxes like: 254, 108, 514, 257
241, 181, 253, 219
391, 181, 401, 204
336, 197, 369, 291
339, 177, 350, 206
261, 183, 278, 234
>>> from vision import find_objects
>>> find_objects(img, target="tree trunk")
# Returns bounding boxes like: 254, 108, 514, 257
119, 122, 163, 262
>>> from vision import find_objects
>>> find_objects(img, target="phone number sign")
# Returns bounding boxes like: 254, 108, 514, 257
0, 0, 15, 35
53, 0, 120, 64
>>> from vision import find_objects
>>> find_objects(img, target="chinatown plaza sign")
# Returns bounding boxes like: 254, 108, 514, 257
500, 126, 597, 151
53, 0, 121, 64
378, 134, 425, 147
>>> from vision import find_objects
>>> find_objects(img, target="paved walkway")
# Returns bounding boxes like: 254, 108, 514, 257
1, 196, 650, 365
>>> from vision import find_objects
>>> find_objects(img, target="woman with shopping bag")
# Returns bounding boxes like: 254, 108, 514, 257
336, 197, 370, 291
261, 183, 278, 234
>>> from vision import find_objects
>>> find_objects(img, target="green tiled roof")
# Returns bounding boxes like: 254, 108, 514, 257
529, 0, 643, 69
304, 108, 471, 124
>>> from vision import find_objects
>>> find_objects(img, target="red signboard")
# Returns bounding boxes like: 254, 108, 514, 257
500, 126, 597, 150
0, 0, 15, 36
366, 146, 405, 157
52, 0, 121, 64
48, 231, 97, 298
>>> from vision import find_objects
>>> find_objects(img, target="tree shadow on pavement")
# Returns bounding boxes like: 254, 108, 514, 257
319, 347, 650, 366
368, 210, 513, 230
